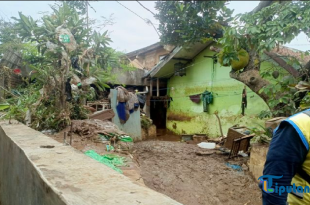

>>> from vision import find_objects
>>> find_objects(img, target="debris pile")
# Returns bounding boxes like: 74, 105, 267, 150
141, 115, 153, 129
71, 119, 125, 139
71, 119, 134, 153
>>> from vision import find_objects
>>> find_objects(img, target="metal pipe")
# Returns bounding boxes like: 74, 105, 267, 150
137, 86, 149, 94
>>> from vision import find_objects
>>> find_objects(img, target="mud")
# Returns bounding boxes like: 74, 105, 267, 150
167, 112, 193, 122
46, 128, 145, 186
133, 141, 261, 205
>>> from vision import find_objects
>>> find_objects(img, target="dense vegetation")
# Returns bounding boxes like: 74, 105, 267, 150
155, 1, 310, 116
0, 2, 131, 130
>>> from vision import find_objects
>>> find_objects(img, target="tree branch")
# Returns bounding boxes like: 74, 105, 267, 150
230, 70, 270, 102
264, 51, 299, 78
250, 1, 273, 14
305, 60, 310, 71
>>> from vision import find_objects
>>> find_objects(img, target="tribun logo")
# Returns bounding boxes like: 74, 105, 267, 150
258, 175, 283, 193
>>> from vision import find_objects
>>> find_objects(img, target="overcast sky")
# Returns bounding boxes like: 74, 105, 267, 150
0, 1, 309, 52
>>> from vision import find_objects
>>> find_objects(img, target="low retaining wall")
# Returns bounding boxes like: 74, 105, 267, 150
0, 121, 181, 205
248, 143, 269, 181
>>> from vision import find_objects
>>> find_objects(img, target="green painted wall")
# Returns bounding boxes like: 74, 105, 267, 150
166, 46, 271, 137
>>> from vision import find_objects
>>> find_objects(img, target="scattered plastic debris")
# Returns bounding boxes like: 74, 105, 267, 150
197, 142, 216, 149
238, 151, 249, 157
106, 144, 114, 151
85, 150, 126, 174
119, 135, 133, 142
225, 162, 243, 171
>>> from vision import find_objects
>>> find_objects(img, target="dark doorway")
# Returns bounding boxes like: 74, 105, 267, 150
150, 99, 167, 129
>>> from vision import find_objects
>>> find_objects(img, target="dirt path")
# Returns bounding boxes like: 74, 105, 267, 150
133, 141, 261, 205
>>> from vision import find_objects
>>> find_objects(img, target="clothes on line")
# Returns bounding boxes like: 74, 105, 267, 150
189, 93, 201, 103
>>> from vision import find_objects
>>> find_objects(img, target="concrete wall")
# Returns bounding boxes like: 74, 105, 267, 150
110, 89, 142, 141
112, 67, 147, 86
0, 121, 181, 205
130, 47, 170, 71
142, 48, 170, 70
248, 144, 269, 181
166, 45, 273, 137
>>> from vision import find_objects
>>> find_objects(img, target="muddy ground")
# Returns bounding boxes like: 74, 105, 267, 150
133, 141, 261, 205
47, 129, 261, 205
47, 128, 145, 186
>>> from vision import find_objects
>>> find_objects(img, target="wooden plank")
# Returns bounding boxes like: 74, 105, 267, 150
150, 79, 153, 97
156, 78, 159, 97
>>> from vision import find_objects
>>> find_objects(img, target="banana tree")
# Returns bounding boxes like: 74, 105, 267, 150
6, 2, 126, 130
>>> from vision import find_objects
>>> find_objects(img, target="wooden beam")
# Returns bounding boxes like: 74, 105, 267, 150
150, 78, 153, 97
172, 57, 192, 62
264, 51, 299, 78
157, 78, 159, 97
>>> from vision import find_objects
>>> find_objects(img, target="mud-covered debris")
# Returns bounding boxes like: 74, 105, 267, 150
208, 136, 226, 145
41, 129, 57, 135
195, 150, 215, 156
242, 163, 249, 171
71, 119, 126, 139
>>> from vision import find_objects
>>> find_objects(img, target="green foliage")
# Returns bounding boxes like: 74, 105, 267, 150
141, 115, 153, 129
63, 1, 88, 15
2, 2, 130, 130
0, 104, 10, 111
299, 92, 310, 110
2, 83, 71, 130
250, 124, 273, 144
0, 19, 21, 57
257, 110, 272, 120
260, 74, 298, 116
295, 81, 310, 110
154, 1, 233, 46
69, 103, 88, 120
2, 83, 41, 123
218, 1, 310, 65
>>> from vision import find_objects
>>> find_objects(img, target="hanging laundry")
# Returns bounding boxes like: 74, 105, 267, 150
241, 86, 247, 116
137, 94, 146, 109
115, 86, 130, 124
201, 91, 213, 112
189, 93, 201, 103
116, 86, 129, 102
127, 92, 140, 113
116, 102, 130, 124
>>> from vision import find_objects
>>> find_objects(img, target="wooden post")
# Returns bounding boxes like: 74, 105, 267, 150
70, 133, 73, 145
150, 78, 153, 97
156, 78, 159, 97
63, 132, 67, 145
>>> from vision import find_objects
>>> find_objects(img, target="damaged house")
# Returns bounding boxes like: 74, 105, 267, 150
138, 41, 307, 137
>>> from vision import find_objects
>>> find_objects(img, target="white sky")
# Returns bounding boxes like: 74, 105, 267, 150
0, 1, 309, 52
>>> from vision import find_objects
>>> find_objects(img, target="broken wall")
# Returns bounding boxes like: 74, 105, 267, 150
166, 44, 272, 137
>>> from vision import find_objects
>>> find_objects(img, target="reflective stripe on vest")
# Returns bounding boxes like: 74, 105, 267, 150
287, 109, 310, 204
